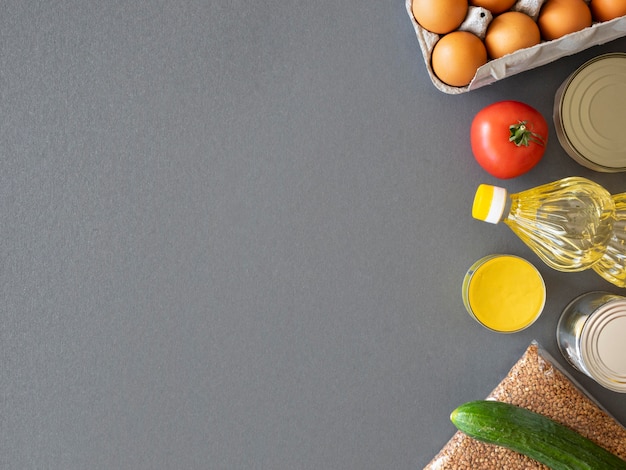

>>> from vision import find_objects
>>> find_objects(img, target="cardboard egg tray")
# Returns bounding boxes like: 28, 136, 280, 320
406, 0, 626, 94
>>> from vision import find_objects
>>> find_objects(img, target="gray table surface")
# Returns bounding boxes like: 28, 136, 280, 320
3, 2, 626, 469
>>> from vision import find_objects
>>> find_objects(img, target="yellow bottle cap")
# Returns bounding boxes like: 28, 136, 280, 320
472, 184, 507, 224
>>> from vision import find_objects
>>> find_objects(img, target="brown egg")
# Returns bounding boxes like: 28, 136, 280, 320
431, 31, 487, 87
485, 11, 541, 59
469, 0, 516, 14
591, 0, 626, 22
538, 0, 592, 40
412, 0, 469, 34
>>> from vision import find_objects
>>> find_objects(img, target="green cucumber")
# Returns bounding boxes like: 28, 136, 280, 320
451, 400, 626, 470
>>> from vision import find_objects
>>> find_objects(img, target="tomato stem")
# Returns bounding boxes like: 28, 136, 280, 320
509, 121, 546, 147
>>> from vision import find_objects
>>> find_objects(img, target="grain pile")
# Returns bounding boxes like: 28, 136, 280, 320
424, 342, 626, 469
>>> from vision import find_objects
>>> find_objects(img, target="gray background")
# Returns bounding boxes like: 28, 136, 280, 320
2, 1, 626, 469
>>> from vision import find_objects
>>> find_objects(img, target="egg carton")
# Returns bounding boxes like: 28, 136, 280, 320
406, 0, 626, 94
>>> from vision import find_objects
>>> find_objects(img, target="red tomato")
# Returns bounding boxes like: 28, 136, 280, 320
470, 100, 548, 179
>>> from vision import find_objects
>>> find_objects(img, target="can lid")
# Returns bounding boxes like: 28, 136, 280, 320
581, 299, 626, 393
557, 53, 626, 172
472, 184, 507, 224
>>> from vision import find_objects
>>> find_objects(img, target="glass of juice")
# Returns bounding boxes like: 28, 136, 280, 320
462, 254, 546, 333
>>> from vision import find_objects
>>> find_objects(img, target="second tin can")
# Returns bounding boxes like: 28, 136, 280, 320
557, 291, 626, 393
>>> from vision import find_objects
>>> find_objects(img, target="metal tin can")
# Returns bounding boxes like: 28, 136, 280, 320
462, 254, 545, 333
557, 291, 626, 393
553, 53, 626, 172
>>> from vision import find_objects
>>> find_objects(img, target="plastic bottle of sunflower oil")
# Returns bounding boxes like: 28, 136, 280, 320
472, 177, 616, 276
592, 192, 626, 287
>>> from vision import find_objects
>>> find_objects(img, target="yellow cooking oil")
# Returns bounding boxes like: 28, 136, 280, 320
462, 255, 545, 333
593, 192, 626, 288
473, 177, 615, 273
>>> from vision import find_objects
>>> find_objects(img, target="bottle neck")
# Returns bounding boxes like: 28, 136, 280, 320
500, 194, 514, 224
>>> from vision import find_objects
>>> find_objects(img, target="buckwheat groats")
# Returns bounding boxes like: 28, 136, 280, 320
424, 342, 626, 469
